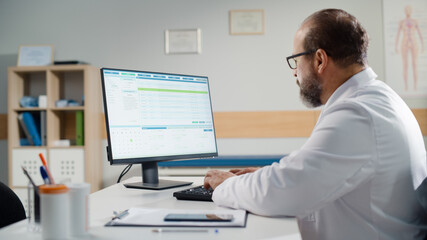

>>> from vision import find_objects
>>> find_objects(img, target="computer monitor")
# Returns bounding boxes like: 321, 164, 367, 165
100, 68, 218, 190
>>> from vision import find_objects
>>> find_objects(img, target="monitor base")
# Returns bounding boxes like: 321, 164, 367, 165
124, 179, 193, 190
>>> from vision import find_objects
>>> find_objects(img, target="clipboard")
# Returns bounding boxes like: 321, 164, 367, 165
105, 208, 247, 228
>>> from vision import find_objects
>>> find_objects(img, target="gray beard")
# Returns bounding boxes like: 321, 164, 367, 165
297, 73, 323, 108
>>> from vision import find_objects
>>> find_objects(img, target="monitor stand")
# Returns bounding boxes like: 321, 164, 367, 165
123, 162, 193, 190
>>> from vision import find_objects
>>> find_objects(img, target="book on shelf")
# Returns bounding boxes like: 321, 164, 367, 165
18, 112, 42, 146
76, 110, 84, 146
40, 111, 47, 146
18, 114, 33, 145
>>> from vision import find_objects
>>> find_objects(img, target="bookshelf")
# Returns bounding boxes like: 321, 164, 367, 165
8, 65, 103, 206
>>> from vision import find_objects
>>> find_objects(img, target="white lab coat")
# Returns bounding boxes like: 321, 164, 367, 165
212, 68, 427, 239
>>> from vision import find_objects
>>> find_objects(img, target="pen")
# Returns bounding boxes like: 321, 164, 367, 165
112, 209, 129, 220
21, 166, 38, 193
38, 153, 55, 184
40, 166, 51, 184
152, 228, 211, 233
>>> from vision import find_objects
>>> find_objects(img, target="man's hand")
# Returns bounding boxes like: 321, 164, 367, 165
204, 170, 235, 190
229, 167, 259, 176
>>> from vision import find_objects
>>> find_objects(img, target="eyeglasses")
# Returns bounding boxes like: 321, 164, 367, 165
286, 50, 315, 69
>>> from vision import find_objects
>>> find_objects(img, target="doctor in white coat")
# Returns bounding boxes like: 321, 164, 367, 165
204, 9, 427, 240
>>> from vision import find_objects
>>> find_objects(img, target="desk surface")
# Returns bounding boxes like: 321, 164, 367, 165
0, 177, 300, 240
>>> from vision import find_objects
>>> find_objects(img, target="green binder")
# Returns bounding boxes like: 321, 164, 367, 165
76, 111, 84, 146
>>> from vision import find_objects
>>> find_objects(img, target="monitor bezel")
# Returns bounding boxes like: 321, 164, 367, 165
100, 67, 219, 166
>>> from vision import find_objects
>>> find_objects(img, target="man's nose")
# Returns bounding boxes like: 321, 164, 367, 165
293, 68, 297, 78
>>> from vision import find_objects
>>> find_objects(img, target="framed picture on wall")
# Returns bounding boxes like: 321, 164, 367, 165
229, 9, 265, 35
165, 29, 201, 54
17, 45, 54, 66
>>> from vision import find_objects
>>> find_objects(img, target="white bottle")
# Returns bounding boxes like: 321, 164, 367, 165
40, 184, 69, 239
67, 183, 90, 237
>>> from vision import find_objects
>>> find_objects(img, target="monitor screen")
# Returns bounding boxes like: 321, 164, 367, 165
101, 68, 218, 189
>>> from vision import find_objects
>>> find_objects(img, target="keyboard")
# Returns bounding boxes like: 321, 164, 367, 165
173, 185, 213, 201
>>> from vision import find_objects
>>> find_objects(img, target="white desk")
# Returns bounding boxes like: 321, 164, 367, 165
0, 177, 300, 239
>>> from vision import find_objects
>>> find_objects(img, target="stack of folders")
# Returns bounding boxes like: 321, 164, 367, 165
18, 112, 46, 146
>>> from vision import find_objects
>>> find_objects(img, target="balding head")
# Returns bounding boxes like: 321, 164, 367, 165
301, 9, 369, 68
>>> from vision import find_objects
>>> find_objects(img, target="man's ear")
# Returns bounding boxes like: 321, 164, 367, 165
314, 49, 328, 74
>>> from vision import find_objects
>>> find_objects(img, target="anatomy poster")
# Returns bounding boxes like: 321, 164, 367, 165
383, 0, 427, 97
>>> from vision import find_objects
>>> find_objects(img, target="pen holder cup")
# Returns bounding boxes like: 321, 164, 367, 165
27, 183, 41, 232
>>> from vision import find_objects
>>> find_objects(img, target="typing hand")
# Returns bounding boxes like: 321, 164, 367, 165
204, 170, 235, 190
229, 167, 260, 176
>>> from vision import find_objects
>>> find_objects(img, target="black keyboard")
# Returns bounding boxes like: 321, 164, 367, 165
173, 185, 213, 201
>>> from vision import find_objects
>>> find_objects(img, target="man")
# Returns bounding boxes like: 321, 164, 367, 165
204, 9, 427, 239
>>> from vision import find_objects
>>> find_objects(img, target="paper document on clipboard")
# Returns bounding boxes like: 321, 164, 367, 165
105, 208, 247, 227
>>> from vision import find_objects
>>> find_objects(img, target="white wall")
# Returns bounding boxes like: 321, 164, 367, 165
0, 0, 386, 114
1, 0, 425, 186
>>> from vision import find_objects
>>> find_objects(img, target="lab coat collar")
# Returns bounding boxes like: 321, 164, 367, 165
323, 67, 377, 110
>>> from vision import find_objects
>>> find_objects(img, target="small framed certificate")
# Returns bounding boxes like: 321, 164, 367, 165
17, 45, 54, 66
229, 9, 265, 35
165, 29, 201, 54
